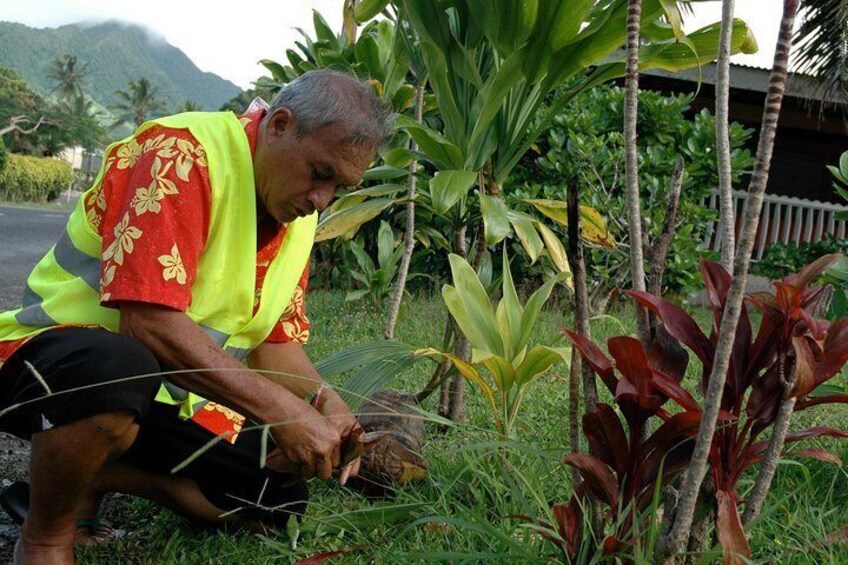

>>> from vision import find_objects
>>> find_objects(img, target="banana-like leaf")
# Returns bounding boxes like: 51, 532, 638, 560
480, 194, 511, 246
517, 271, 570, 352
259, 59, 289, 83
445, 254, 504, 354
316, 198, 395, 241
497, 249, 523, 361
313, 10, 338, 45
348, 183, 406, 198
396, 115, 464, 170
658, 0, 683, 40
355, 0, 391, 23
478, 350, 517, 392
508, 210, 544, 264
536, 221, 570, 273
377, 220, 396, 269
363, 166, 411, 181
525, 199, 615, 248
355, 34, 387, 82
415, 347, 499, 423
429, 170, 478, 215
515, 345, 570, 385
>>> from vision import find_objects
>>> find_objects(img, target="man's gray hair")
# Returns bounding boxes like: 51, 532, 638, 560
269, 69, 392, 148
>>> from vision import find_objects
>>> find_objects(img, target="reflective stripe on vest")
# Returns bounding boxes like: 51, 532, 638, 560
0, 111, 317, 419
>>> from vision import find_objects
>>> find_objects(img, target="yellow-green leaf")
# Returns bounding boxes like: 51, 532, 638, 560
315, 198, 394, 241
429, 170, 478, 215
508, 210, 544, 263
480, 194, 511, 246
536, 221, 570, 273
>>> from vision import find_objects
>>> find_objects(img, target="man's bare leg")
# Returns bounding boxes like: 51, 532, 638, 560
93, 461, 268, 532
15, 410, 139, 565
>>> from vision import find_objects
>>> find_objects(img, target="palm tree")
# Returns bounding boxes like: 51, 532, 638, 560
658, 1, 803, 561
47, 54, 90, 102
177, 99, 200, 113
793, 0, 848, 108
110, 77, 165, 127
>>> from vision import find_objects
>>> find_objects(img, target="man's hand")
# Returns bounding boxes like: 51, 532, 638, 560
264, 401, 343, 480
315, 389, 363, 484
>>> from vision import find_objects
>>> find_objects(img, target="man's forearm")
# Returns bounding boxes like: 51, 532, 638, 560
118, 302, 307, 425
247, 342, 324, 400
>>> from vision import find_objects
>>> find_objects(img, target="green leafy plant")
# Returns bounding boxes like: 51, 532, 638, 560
417, 251, 570, 437
514, 85, 755, 301
752, 237, 848, 281
0, 153, 72, 202
346, 220, 405, 304
828, 149, 848, 221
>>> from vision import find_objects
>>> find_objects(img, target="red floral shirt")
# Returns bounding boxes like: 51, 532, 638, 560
0, 110, 310, 442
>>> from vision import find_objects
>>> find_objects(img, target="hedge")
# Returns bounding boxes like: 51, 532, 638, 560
0, 153, 72, 202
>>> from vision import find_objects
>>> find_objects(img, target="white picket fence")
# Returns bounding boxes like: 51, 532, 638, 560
705, 190, 848, 260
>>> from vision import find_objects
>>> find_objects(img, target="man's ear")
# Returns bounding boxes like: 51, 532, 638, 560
265, 107, 294, 142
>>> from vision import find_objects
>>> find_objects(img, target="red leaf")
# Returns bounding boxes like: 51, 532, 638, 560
602, 535, 626, 555
651, 370, 701, 413
647, 325, 690, 382
746, 366, 782, 433
563, 329, 617, 394
700, 260, 732, 312
553, 503, 582, 555
716, 490, 751, 565
564, 454, 619, 509
637, 411, 700, 492
790, 336, 817, 398
792, 448, 844, 467
623, 291, 714, 369
583, 404, 629, 477
745, 426, 848, 464
797, 393, 848, 410
608, 337, 653, 395
815, 318, 848, 386
783, 253, 842, 288
774, 281, 804, 313
295, 547, 363, 564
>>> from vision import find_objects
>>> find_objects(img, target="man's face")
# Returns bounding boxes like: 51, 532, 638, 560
254, 108, 374, 224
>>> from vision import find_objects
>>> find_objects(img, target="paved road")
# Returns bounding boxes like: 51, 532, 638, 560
0, 205, 71, 312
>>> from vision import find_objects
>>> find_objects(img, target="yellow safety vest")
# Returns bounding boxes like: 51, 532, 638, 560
0, 111, 317, 418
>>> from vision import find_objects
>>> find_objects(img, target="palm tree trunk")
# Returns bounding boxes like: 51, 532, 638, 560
385, 83, 426, 340
624, 0, 650, 346
716, 0, 737, 270
658, 2, 801, 560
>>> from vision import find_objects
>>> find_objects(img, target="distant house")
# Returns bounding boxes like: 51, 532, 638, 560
641, 63, 848, 258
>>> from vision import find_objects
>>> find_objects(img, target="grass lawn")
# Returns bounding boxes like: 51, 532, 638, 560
76, 291, 848, 564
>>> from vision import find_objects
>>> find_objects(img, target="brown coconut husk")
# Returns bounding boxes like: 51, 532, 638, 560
347, 389, 427, 497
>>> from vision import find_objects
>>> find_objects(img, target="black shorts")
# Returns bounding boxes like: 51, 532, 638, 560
0, 327, 307, 526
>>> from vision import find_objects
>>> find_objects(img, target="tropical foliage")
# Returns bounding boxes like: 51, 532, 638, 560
417, 251, 570, 437
110, 77, 166, 128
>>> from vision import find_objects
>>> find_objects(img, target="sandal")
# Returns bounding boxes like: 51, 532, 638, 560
0, 481, 124, 543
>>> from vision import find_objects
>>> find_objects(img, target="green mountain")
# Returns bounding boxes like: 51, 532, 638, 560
0, 20, 241, 113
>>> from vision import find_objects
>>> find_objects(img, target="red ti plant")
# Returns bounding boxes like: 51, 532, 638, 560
538, 327, 704, 561
545, 256, 848, 563
621, 255, 848, 562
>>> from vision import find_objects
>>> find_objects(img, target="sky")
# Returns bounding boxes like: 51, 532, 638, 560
0, 1, 786, 89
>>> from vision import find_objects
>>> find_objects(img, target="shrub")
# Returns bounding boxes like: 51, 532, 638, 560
753, 238, 848, 281
0, 138, 7, 173
0, 153, 72, 202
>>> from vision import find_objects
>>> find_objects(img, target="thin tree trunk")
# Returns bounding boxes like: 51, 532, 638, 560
385, 83, 425, 340
658, 2, 801, 560
648, 157, 684, 299
716, 0, 737, 270
624, 0, 651, 346
440, 225, 469, 422
742, 351, 796, 526
567, 178, 598, 411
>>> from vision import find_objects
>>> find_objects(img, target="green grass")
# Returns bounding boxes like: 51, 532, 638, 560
76, 291, 848, 564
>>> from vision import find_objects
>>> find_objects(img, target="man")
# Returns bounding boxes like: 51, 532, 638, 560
0, 69, 389, 564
